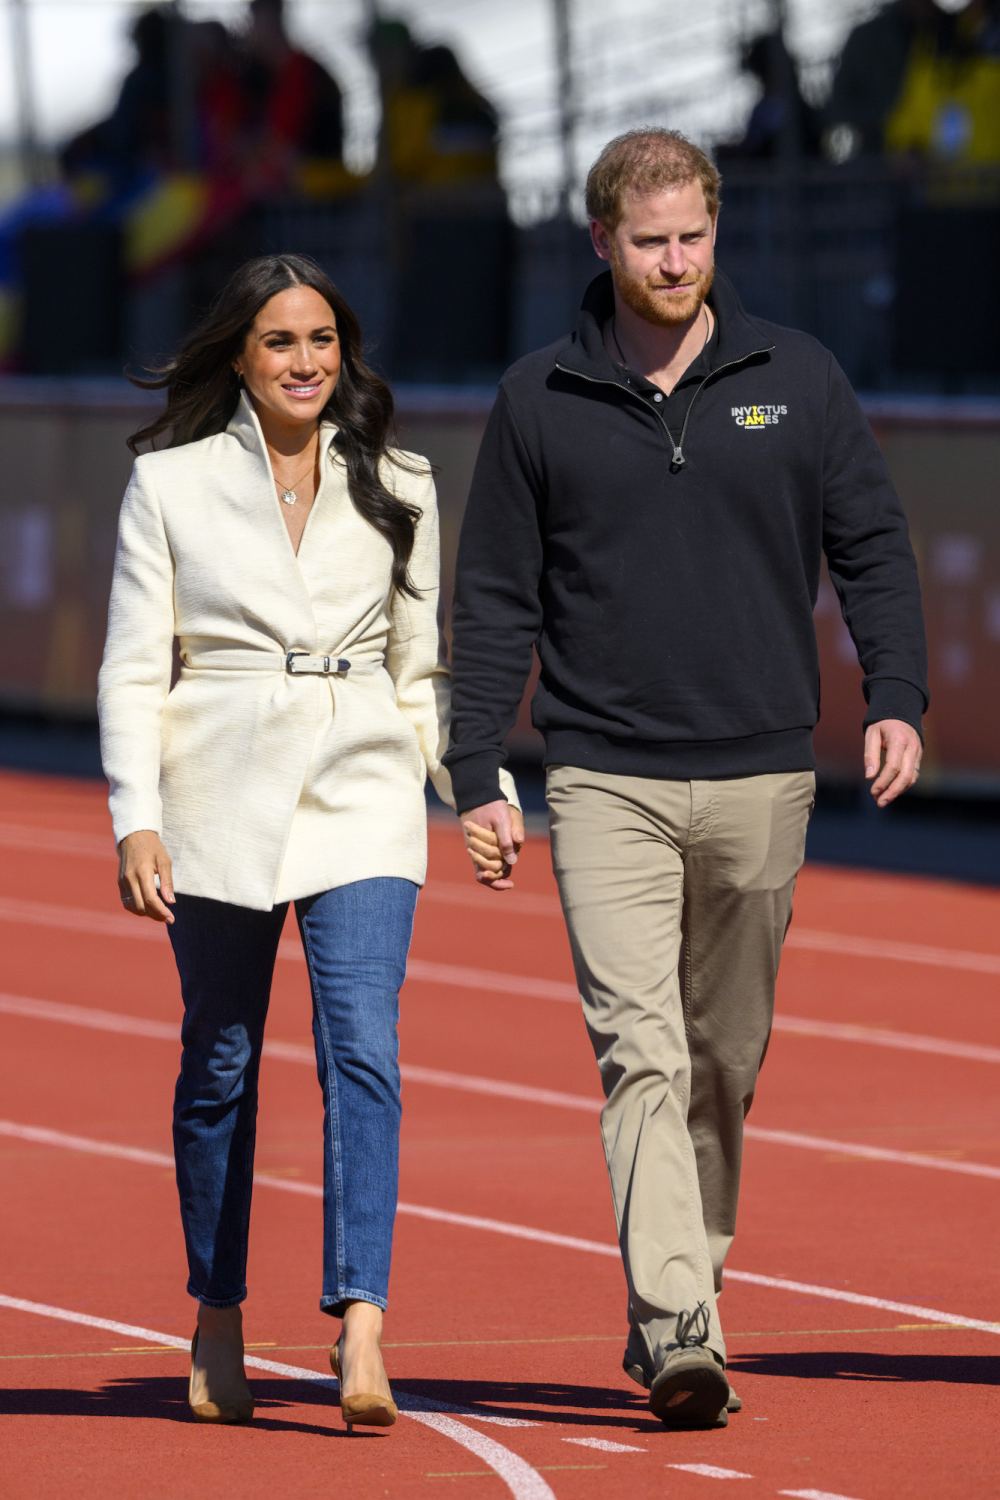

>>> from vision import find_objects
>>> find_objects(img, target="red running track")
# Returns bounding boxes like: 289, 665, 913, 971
0, 768, 998, 1500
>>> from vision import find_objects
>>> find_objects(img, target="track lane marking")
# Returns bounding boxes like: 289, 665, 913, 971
0, 1325, 961, 1363
4, 891, 1000, 1066
669, 1464, 753, 1478
2, 871, 1000, 977
739, 1126, 1000, 1182
3, 994, 998, 1181
768, 1015, 1000, 1066
4, 1119, 1000, 1337
779, 1491, 862, 1500
565, 1437, 646, 1453
0, 1295, 553, 1498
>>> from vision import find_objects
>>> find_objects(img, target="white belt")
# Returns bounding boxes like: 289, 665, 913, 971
184, 650, 384, 677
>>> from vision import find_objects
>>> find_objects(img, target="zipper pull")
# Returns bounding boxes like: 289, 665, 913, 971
671, 446, 686, 470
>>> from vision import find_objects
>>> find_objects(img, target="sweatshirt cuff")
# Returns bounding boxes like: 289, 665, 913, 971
447, 751, 507, 815
863, 678, 927, 738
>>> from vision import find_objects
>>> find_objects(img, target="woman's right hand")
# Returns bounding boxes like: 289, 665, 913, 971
117, 830, 176, 924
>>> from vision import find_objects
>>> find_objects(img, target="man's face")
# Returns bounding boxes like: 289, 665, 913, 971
591, 179, 717, 328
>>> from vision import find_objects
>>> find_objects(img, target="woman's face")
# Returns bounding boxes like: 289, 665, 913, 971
234, 285, 342, 432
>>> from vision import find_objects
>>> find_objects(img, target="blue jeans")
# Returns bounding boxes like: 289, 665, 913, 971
167, 878, 418, 1317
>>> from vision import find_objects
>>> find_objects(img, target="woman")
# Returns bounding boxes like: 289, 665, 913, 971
98, 253, 521, 1428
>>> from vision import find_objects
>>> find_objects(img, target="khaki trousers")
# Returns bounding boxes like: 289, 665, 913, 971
546, 766, 814, 1370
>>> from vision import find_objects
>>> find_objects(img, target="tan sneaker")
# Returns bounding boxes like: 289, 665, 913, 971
624, 1349, 741, 1412
649, 1345, 730, 1430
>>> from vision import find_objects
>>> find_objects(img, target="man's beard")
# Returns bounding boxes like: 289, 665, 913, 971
610, 243, 714, 329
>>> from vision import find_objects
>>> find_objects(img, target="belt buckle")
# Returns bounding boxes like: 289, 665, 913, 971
285, 651, 351, 676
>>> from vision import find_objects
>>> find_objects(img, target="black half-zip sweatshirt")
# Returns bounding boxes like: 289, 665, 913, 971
444, 269, 928, 813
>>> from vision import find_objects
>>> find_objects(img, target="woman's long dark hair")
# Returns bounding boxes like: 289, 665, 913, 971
128, 253, 422, 597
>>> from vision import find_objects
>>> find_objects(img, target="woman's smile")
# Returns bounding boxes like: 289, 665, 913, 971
236, 284, 342, 431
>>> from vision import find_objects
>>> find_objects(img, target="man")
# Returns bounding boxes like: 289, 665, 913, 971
444, 129, 927, 1429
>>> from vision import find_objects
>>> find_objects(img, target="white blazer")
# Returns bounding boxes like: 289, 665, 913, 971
98, 391, 517, 910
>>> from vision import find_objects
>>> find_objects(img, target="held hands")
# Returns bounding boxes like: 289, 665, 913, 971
864, 719, 922, 808
118, 830, 177, 924
461, 799, 526, 891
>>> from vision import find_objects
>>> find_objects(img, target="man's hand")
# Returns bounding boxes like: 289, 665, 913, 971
864, 719, 922, 808
460, 799, 526, 891
118, 830, 176, 924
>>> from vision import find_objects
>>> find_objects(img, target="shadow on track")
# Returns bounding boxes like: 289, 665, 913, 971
730, 1350, 1000, 1387
0, 1376, 382, 1436
395, 1376, 664, 1432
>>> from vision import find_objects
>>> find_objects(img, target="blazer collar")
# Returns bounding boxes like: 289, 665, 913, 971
226, 388, 340, 468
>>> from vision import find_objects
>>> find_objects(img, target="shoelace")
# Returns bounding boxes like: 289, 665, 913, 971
674, 1301, 711, 1348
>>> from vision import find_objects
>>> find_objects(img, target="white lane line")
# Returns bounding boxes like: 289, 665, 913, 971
564, 1437, 646, 1453
4, 994, 999, 1182
669, 1463, 753, 1479
0, 825, 112, 859
0, 1295, 553, 1498
6, 896, 1000, 1065
728, 1270, 1000, 1336
772, 1015, 1000, 1066
402, 1060, 595, 1114
403, 957, 577, 1003
3, 879, 1000, 981
779, 1490, 862, 1500
786, 927, 1000, 978
7, 816, 1000, 980
0, 1116, 619, 1258
743, 1126, 1000, 1183
4, 1118, 1000, 1338
0, 993, 179, 1042
0, 992, 595, 1107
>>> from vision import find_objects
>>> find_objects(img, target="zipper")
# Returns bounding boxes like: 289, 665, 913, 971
555, 343, 775, 471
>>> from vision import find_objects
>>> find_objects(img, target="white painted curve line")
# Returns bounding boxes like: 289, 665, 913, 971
5, 884, 1000, 982
0, 1295, 554, 1500
564, 1437, 646, 1453
403, 1412, 552, 1495
5, 1118, 1000, 1339
669, 1463, 753, 1479
779, 1490, 862, 1500
5, 994, 1000, 1182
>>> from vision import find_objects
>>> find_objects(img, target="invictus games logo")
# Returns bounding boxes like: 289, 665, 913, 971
732, 403, 787, 427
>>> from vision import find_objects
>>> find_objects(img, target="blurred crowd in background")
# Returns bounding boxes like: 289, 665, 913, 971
0, 0, 998, 813
1, 0, 999, 386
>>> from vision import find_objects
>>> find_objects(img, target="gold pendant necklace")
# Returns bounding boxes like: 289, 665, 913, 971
272, 455, 316, 507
